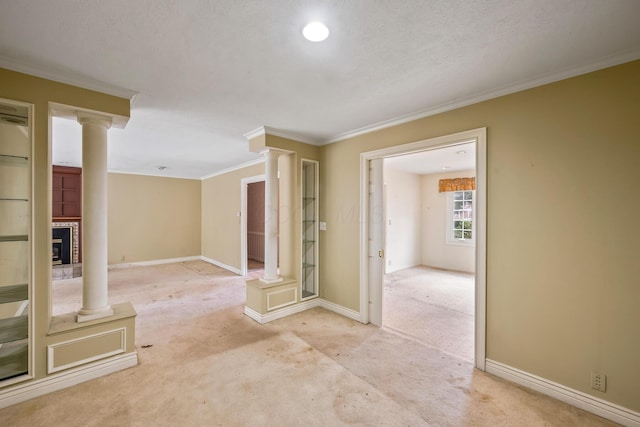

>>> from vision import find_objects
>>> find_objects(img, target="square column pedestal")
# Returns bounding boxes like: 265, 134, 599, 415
245, 277, 298, 324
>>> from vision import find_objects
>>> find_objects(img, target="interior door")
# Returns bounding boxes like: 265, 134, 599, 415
368, 158, 384, 326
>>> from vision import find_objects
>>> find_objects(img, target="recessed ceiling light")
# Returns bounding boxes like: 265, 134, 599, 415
456, 150, 467, 155
442, 166, 451, 170
156, 166, 167, 171
302, 22, 329, 42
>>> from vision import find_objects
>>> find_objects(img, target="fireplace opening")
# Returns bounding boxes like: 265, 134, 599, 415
52, 227, 72, 265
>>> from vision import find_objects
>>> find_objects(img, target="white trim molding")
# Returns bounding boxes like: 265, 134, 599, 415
48, 328, 126, 374
200, 157, 265, 180
200, 256, 241, 275
319, 299, 361, 322
107, 255, 241, 275
243, 298, 362, 325
244, 299, 321, 324
0, 55, 138, 100
267, 287, 298, 311
108, 256, 201, 269
243, 125, 321, 146
486, 359, 640, 427
327, 49, 640, 144
0, 352, 138, 410
359, 127, 487, 371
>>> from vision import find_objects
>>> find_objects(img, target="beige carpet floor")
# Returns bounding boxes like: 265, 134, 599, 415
0, 261, 617, 426
384, 266, 474, 361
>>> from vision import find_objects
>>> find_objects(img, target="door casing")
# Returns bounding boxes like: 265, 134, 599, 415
359, 128, 487, 370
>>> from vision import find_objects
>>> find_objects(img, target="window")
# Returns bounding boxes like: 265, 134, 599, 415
447, 190, 474, 245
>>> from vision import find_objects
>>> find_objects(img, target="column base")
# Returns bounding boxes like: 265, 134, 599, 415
259, 275, 283, 284
246, 277, 298, 317
77, 306, 114, 323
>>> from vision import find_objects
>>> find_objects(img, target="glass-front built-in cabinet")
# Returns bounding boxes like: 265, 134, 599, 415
301, 159, 318, 300
0, 99, 31, 384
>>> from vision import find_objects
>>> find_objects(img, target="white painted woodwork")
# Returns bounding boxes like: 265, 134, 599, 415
260, 150, 282, 284
367, 158, 384, 326
77, 113, 113, 322
360, 128, 487, 370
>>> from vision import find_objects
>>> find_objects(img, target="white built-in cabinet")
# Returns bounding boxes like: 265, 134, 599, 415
0, 99, 31, 384
301, 159, 318, 300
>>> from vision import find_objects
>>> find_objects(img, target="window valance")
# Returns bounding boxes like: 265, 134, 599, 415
439, 177, 476, 192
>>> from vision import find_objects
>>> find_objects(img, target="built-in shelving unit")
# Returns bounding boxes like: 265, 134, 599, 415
301, 159, 319, 300
0, 99, 31, 384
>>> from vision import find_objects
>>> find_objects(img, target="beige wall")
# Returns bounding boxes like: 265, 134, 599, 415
108, 173, 201, 264
201, 163, 265, 271
320, 60, 640, 411
421, 170, 475, 273
384, 166, 421, 273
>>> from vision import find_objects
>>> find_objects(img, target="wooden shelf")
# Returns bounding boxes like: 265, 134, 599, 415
0, 284, 28, 304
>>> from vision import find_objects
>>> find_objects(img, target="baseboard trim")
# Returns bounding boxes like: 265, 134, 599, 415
199, 256, 241, 275
244, 298, 362, 325
243, 306, 264, 323
244, 299, 322, 324
108, 256, 201, 269
485, 359, 640, 427
107, 255, 241, 275
0, 352, 138, 410
318, 299, 362, 322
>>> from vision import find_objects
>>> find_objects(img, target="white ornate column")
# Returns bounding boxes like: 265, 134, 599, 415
77, 112, 114, 322
261, 149, 283, 284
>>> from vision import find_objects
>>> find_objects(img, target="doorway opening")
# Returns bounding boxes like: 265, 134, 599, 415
360, 128, 486, 370
240, 174, 265, 278
383, 143, 476, 361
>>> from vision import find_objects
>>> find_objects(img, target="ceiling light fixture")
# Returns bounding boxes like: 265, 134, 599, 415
442, 166, 451, 170
456, 150, 467, 155
156, 165, 167, 171
302, 22, 329, 42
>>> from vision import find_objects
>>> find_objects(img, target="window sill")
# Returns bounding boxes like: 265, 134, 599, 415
446, 240, 475, 247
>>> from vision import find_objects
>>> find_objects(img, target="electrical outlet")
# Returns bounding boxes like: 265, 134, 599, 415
591, 371, 606, 392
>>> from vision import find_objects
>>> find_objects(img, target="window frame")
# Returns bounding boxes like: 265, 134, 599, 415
446, 190, 476, 246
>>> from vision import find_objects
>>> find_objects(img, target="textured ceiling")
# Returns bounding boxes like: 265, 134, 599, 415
1, 0, 640, 179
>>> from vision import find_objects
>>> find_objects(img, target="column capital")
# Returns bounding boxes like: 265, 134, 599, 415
77, 112, 113, 129
260, 148, 287, 158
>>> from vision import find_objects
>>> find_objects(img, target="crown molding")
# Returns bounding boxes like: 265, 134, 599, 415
326, 49, 640, 144
49, 102, 129, 129
0, 55, 138, 100
200, 157, 265, 180
107, 169, 200, 180
243, 126, 267, 140
262, 126, 321, 145
243, 125, 320, 145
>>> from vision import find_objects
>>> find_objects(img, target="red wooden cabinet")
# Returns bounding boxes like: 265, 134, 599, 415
52, 166, 81, 218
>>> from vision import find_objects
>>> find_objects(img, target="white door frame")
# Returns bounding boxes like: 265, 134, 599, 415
240, 174, 266, 276
359, 127, 487, 370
